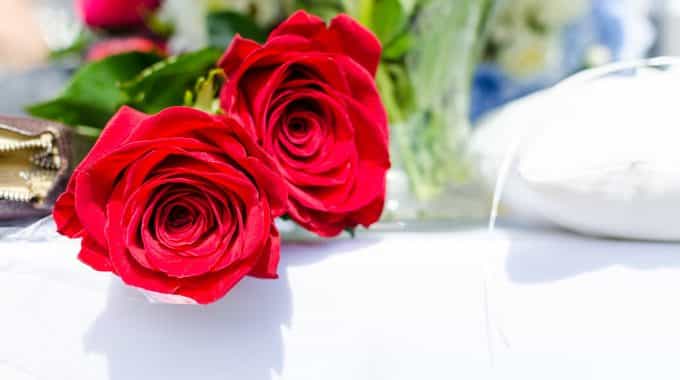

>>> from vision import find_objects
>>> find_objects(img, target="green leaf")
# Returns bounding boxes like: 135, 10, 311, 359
376, 62, 415, 123
121, 48, 222, 114
27, 52, 162, 128
304, 5, 345, 21
398, 0, 418, 15
371, 0, 407, 45
207, 10, 267, 48
296, 0, 346, 18
146, 13, 175, 38
358, 0, 375, 26
382, 32, 414, 60
376, 64, 402, 123
388, 64, 416, 116
189, 69, 225, 114
48, 29, 94, 61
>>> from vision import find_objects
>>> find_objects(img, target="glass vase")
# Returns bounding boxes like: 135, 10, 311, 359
378, 0, 497, 226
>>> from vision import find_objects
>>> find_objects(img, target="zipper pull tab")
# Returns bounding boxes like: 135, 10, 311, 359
30, 148, 61, 170
0, 131, 60, 204
22, 170, 56, 202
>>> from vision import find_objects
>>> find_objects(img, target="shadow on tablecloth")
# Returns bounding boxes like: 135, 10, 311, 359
83, 236, 381, 380
505, 226, 680, 283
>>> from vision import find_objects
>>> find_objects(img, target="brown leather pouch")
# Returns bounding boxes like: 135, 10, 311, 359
0, 116, 72, 220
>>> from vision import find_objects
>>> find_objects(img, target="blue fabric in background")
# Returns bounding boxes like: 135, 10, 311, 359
593, 0, 626, 59
470, 0, 651, 123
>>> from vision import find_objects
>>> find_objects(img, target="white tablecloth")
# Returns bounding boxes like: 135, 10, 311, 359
2, 222, 680, 380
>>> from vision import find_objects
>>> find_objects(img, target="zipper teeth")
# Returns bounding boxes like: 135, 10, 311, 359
0, 169, 56, 203
0, 132, 59, 203
0, 133, 53, 153
0, 189, 34, 203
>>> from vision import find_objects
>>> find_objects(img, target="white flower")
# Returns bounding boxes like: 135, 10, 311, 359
585, 44, 613, 67
532, 0, 589, 28
159, 0, 284, 53
158, 0, 209, 52
494, 0, 588, 33
497, 32, 562, 78
489, 0, 590, 78
209, 0, 283, 25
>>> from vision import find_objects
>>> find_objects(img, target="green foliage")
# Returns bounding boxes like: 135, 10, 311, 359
370, 0, 407, 46
48, 29, 95, 61
122, 48, 222, 114
292, 0, 345, 20
382, 32, 414, 60
396, 0, 496, 199
207, 10, 267, 48
376, 63, 415, 124
27, 52, 162, 127
184, 68, 225, 114
28, 48, 221, 128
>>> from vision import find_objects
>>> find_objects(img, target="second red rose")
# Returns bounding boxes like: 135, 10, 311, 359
218, 10, 391, 237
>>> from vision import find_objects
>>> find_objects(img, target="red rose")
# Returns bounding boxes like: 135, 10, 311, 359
53, 106, 287, 304
76, 0, 162, 29
218, 11, 391, 237
86, 37, 167, 62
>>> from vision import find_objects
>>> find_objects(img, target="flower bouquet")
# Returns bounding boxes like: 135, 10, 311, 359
22, 0, 495, 303
33, 0, 498, 220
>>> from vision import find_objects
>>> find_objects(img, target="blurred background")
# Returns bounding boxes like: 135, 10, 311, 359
0, 0, 677, 224
0, 0, 672, 119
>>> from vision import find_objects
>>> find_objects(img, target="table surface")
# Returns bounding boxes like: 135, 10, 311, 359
2, 6, 678, 380
1, 220, 680, 380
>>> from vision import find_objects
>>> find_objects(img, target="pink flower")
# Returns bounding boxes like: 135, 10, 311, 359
76, 0, 162, 29
86, 37, 166, 61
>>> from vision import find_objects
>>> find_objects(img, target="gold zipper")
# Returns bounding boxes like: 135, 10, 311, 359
0, 133, 53, 153
0, 127, 61, 204
0, 188, 33, 203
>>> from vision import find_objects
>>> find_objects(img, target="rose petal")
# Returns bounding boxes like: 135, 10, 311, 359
79, 235, 113, 272
106, 184, 182, 294
248, 226, 280, 279
218, 35, 262, 76
327, 14, 382, 77
241, 157, 288, 216
53, 188, 83, 238
79, 106, 148, 172
130, 106, 217, 141
73, 106, 148, 245
268, 10, 326, 41
174, 259, 255, 304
